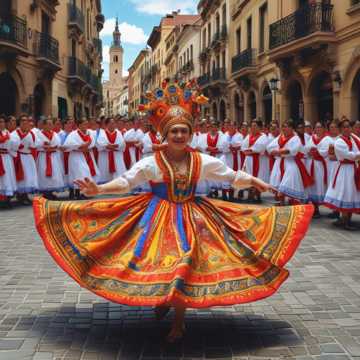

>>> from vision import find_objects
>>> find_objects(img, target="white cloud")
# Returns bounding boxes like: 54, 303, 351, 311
102, 45, 110, 63
101, 18, 148, 45
129, 0, 197, 15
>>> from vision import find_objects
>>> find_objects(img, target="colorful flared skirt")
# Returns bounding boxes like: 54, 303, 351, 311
33, 193, 313, 308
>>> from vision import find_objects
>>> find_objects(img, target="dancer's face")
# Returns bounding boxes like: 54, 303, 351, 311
166, 124, 191, 151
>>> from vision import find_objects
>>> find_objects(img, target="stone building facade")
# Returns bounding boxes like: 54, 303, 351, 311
0, 0, 104, 120
227, 0, 360, 125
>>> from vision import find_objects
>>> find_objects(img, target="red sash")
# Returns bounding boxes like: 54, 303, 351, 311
15, 130, 35, 181
121, 129, 131, 170
42, 131, 55, 177
64, 152, 69, 175
0, 131, 10, 176
333, 136, 360, 190
207, 133, 219, 157
294, 153, 314, 188
278, 134, 294, 180
105, 130, 117, 174
149, 132, 160, 145
247, 133, 262, 177
77, 130, 96, 176
310, 135, 327, 185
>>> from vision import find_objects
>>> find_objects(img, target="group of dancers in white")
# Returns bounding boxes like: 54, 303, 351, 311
1, 113, 360, 229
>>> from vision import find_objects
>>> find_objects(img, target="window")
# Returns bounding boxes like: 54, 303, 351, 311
236, 27, 241, 54
114, 55, 118, 63
247, 17, 252, 49
115, 70, 118, 74
202, 29, 207, 50
207, 23, 211, 46
222, 4, 227, 28
190, 45, 193, 60
71, 39, 76, 57
259, 3, 267, 52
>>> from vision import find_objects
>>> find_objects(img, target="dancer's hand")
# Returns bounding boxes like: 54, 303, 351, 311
74, 178, 100, 196
251, 177, 274, 193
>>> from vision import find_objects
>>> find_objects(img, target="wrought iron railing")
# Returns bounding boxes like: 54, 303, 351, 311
197, 73, 210, 87
211, 31, 220, 47
212, 67, 226, 81
0, 15, 27, 48
68, 3, 85, 32
232, 48, 257, 73
34, 31, 59, 64
269, 2, 334, 50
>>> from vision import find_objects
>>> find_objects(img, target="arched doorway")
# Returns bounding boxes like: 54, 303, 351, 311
262, 85, 272, 125
34, 84, 46, 121
219, 100, 226, 122
351, 70, 360, 121
287, 81, 303, 124
248, 91, 257, 121
310, 72, 333, 124
212, 102, 218, 119
0, 73, 18, 116
234, 92, 244, 124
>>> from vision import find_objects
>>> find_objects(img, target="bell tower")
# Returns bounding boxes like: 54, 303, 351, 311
109, 18, 123, 85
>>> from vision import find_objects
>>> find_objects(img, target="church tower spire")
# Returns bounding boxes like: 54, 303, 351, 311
112, 17, 122, 48
109, 17, 124, 85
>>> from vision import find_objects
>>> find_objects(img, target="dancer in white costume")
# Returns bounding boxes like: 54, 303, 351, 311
123, 119, 144, 167
0, 115, 17, 207
267, 121, 313, 205
305, 122, 328, 218
36, 118, 65, 199
141, 124, 163, 158
63, 118, 99, 199
324, 119, 360, 230
97, 118, 127, 184
10, 115, 38, 204
242, 120, 269, 203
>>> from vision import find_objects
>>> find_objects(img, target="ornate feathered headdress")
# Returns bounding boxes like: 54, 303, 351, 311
138, 79, 208, 136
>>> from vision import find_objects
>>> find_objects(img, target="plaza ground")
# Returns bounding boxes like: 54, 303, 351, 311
1, 197, 360, 359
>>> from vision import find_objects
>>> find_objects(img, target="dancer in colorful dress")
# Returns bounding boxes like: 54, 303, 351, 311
33, 82, 314, 343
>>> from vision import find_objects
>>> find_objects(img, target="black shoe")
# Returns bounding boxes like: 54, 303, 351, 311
69, 189, 75, 200
328, 211, 340, 219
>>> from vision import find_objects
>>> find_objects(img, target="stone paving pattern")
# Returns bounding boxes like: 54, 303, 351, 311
1, 199, 360, 359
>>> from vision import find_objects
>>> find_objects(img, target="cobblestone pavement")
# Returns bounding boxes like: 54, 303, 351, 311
1, 197, 360, 360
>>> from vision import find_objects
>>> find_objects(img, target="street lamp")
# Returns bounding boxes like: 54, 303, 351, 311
269, 78, 279, 123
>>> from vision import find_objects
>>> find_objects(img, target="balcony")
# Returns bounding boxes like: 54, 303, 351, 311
220, 25, 228, 40
68, 4, 85, 36
93, 38, 102, 57
197, 73, 210, 87
0, 15, 28, 57
232, 48, 257, 75
68, 57, 103, 96
34, 31, 61, 71
96, 14, 105, 31
211, 31, 220, 48
212, 67, 226, 82
268, 2, 335, 61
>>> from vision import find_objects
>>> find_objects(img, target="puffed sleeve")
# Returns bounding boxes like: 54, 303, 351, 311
200, 154, 253, 190
113, 156, 156, 192
335, 139, 357, 161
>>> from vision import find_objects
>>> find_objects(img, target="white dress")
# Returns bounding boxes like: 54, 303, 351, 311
141, 132, 161, 158
124, 128, 144, 166
0, 130, 17, 196
64, 130, 99, 189
242, 133, 270, 183
197, 132, 229, 191
267, 135, 308, 201
10, 129, 39, 193
97, 129, 126, 183
305, 135, 329, 204
36, 131, 65, 192
58, 130, 71, 188
319, 135, 339, 188
324, 135, 360, 212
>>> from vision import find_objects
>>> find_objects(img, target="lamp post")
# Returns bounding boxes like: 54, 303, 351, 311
269, 78, 279, 124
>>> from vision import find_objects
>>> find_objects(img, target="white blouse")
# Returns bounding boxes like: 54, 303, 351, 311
112, 153, 254, 194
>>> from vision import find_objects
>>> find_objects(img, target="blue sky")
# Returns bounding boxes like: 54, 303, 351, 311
100, 0, 198, 80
